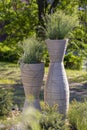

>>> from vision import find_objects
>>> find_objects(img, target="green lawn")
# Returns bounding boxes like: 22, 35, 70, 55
0, 62, 21, 85
0, 62, 87, 108
66, 69, 87, 84
1, 62, 87, 85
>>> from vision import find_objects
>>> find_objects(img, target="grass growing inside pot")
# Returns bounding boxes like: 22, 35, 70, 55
20, 37, 45, 64
45, 10, 79, 39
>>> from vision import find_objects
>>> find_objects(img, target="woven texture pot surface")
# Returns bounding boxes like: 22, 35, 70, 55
46, 39, 68, 62
20, 63, 44, 110
44, 39, 69, 115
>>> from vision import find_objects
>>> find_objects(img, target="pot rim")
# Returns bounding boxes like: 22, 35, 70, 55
19, 61, 44, 65
45, 39, 68, 42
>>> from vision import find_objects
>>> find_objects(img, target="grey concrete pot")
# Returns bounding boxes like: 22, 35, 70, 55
44, 39, 69, 115
20, 63, 44, 110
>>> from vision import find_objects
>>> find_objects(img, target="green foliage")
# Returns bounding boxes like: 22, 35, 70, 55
45, 10, 79, 39
65, 0, 87, 60
65, 25, 87, 69
0, 107, 41, 130
40, 103, 67, 130
1, 104, 68, 130
0, 43, 19, 62
0, 0, 38, 62
20, 37, 45, 64
19, 107, 41, 130
57, 0, 79, 15
0, 87, 13, 116
67, 25, 87, 57
64, 53, 82, 70
68, 100, 87, 130
78, 3, 87, 44
43, 50, 49, 67
0, 0, 38, 45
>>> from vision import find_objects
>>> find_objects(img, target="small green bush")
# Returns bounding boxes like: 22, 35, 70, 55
64, 53, 82, 70
0, 44, 19, 62
40, 103, 68, 130
19, 104, 68, 130
0, 87, 13, 116
68, 100, 87, 130
3, 104, 68, 130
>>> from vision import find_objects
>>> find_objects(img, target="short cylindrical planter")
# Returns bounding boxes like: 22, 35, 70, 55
20, 63, 44, 110
44, 39, 69, 115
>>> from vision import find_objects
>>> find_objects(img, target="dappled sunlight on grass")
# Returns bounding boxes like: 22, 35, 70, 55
0, 79, 15, 84
66, 69, 87, 84
0, 62, 21, 84
1, 62, 87, 86
0, 62, 25, 109
0, 62, 87, 104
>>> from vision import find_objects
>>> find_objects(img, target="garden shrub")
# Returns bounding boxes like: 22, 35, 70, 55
0, 87, 13, 116
68, 100, 87, 130
20, 104, 68, 130
40, 103, 68, 130
0, 44, 19, 62
64, 52, 82, 70
4, 104, 68, 130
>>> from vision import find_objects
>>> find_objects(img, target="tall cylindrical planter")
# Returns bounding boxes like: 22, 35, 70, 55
20, 63, 44, 110
44, 39, 69, 115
